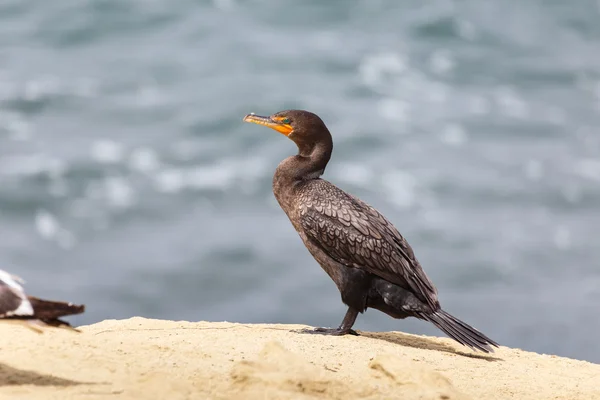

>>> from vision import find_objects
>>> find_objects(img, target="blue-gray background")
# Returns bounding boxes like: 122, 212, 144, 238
1, 0, 599, 362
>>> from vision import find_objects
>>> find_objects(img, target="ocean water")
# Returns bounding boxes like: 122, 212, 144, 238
1, 0, 600, 362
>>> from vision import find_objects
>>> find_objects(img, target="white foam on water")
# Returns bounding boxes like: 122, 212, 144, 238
128, 147, 160, 173
332, 163, 374, 186
34, 207, 77, 248
151, 157, 271, 195
574, 158, 600, 182
236, 157, 271, 195
429, 49, 455, 75
524, 159, 544, 181
493, 86, 529, 119
553, 226, 571, 250
155, 169, 186, 193
23, 75, 61, 102
104, 176, 136, 209
3, 112, 32, 141
359, 52, 407, 89
185, 164, 236, 191
135, 85, 161, 108
170, 139, 206, 161
35, 209, 60, 240
238, 157, 271, 180
380, 169, 418, 209
0, 154, 67, 179
91, 139, 125, 164
440, 123, 468, 146
377, 98, 411, 124
426, 85, 448, 104
457, 19, 477, 40
213, 0, 235, 11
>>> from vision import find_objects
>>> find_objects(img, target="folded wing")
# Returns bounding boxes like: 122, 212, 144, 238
299, 181, 439, 310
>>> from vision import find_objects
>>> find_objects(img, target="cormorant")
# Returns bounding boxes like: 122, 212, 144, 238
243, 110, 498, 352
0, 269, 85, 331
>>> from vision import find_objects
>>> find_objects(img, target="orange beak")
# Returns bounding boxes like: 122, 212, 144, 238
243, 114, 293, 136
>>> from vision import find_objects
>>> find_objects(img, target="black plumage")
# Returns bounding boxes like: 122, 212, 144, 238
243, 110, 498, 353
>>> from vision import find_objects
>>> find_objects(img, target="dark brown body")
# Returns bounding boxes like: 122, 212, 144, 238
246, 109, 498, 352
275, 173, 429, 319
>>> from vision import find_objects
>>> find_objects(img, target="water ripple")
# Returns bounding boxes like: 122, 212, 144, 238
1, 0, 600, 363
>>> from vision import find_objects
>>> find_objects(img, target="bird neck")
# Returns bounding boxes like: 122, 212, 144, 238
295, 138, 332, 180
273, 137, 333, 201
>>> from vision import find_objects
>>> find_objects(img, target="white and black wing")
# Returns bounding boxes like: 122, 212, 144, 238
0, 270, 34, 318
0, 269, 85, 331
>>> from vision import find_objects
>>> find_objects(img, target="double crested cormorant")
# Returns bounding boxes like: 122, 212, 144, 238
243, 110, 498, 352
0, 269, 85, 331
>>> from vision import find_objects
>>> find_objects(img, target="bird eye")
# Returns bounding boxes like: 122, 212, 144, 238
281, 118, 291, 124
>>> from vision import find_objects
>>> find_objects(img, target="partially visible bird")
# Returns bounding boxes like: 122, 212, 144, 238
0, 269, 85, 332
243, 110, 499, 353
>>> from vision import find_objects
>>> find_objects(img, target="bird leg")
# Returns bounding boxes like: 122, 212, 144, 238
297, 307, 360, 336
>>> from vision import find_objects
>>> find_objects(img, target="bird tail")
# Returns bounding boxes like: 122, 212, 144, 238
27, 296, 85, 320
25, 296, 85, 330
419, 309, 499, 353
24, 296, 85, 331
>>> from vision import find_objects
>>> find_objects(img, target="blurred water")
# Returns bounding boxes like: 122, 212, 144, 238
1, 0, 600, 362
